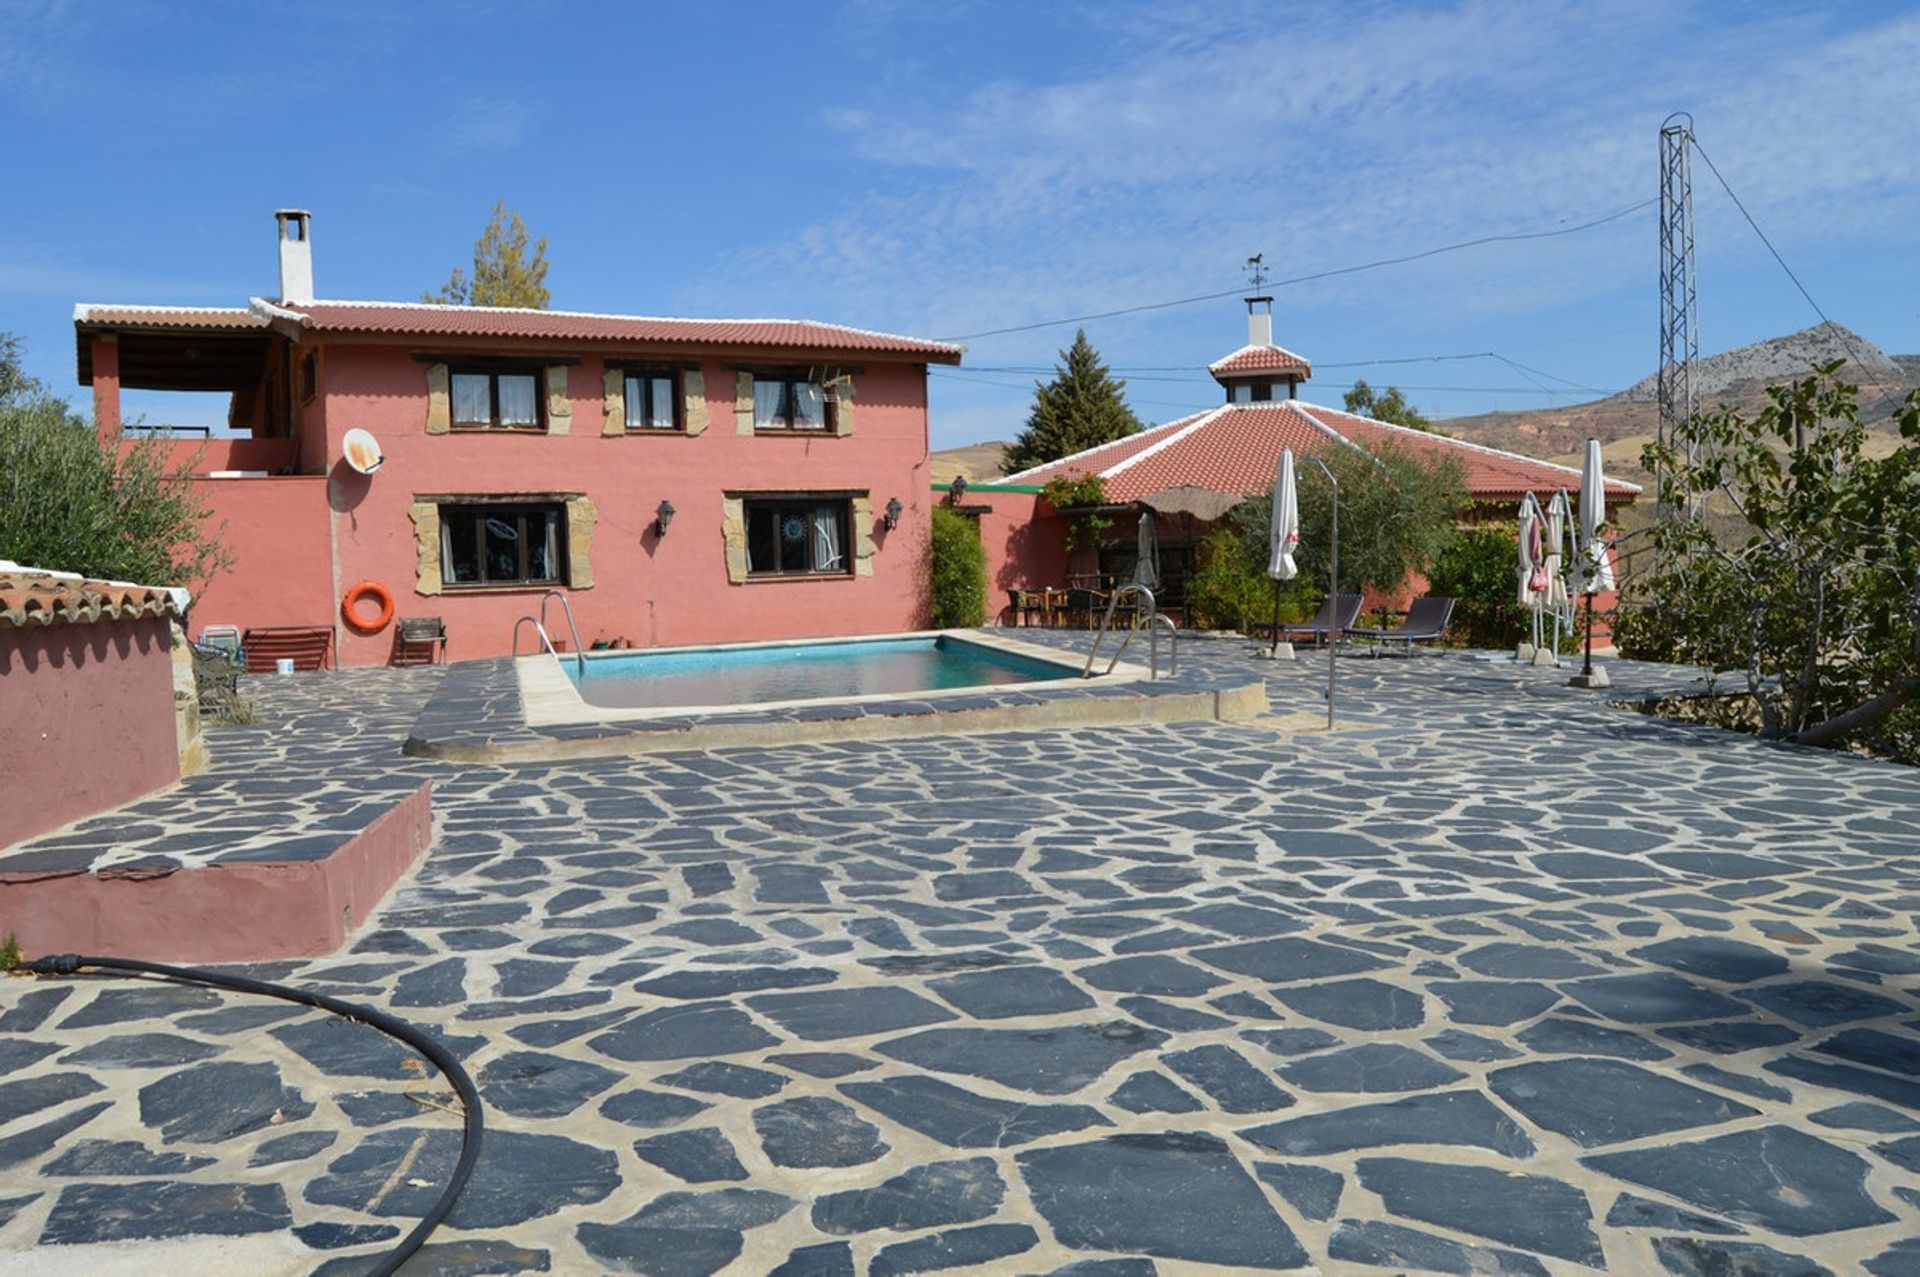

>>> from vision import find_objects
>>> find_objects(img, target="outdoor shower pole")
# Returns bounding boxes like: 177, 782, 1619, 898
1305, 457, 1338, 730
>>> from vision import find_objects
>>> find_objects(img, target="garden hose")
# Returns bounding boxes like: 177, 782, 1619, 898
18, 953, 483, 1277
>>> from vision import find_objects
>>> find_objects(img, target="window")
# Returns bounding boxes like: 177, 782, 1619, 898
451, 367, 543, 429
744, 499, 851, 576
439, 502, 565, 587
752, 374, 831, 431
624, 370, 681, 431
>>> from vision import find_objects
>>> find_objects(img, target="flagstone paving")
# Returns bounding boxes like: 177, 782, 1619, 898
1, 635, 1917, 1274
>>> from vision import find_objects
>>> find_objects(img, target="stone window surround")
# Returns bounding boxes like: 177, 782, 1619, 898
732, 367, 856, 438
422, 357, 576, 437
408, 492, 597, 595
601, 361, 709, 437
721, 489, 876, 584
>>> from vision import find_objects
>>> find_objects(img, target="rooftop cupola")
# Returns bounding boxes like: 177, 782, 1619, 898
1209, 294, 1311, 404
274, 209, 314, 305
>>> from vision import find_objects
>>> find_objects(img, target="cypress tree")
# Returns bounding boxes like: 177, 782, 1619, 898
1001, 329, 1142, 475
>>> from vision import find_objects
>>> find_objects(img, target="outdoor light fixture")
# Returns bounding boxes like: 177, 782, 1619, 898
654, 499, 675, 537
884, 496, 903, 529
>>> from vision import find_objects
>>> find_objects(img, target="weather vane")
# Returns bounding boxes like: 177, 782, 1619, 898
1244, 253, 1268, 290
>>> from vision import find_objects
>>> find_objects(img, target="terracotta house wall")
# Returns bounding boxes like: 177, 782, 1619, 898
0, 616, 180, 848
315, 346, 933, 664
186, 476, 336, 635
962, 490, 1073, 623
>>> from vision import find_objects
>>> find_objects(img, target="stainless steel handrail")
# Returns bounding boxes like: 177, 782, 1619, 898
539, 590, 586, 674
1084, 583, 1164, 679
511, 616, 558, 661
1148, 612, 1178, 678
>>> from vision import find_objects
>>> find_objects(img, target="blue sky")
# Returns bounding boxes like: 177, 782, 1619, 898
4, 0, 1917, 448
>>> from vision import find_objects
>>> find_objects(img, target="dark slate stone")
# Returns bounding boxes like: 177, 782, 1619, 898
770, 1242, 854, 1276
1018, 1132, 1309, 1268
1279, 1043, 1465, 1094
1164, 1044, 1295, 1113
659, 918, 765, 947
633, 1127, 750, 1183
1425, 1029, 1521, 1062
0, 1102, 109, 1170
875, 1020, 1168, 1095
62, 1032, 222, 1070
1241, 1027, 1344, 1057
1743, 980, 1908, 1027
813, 1157, 1005, 1233
1177, 901, 1306, 937
1562, 973, 1749, 1023
529, 932, 627, 957
312, 1238, 553, 1275
337, 1090, 429, 1127
1355, 1157, 1601, 1265
1457, 941, 1605, 980
745, 987, 955, 1041
1040, 1263, 1157, 1277
1326, 1219, 1548, 1276
1431, 980, 1559, 1026
1812, 1027, 1920, 1078
1632, 936, 1790, 984
1240, 1090, 1535, 1158
633, 966, 837, 1000
1809, 1102, 1920, 1134
1210, 991, 1284, 1021
1255, 1161, 1343, 1221
1489, 1057, 1757, 1147
600, 1088, 712, 1129
928, 966, 1095, 1019
1077, 955, 1225, 997
1765, 1055, 1920, 1109
478, 1050, 623, 1118
1874, 1134, 1920, 1172
0, 1040, 59, 1073
1193, 936, 1390, 982
44, 1138, 214, 1176
622, 1187, 797, 1230
0, 988, 70, 1033
1110, 1069, 1204, 1115
39, 1181, 289, 1244
1866, 1238, 1920, 1277
509, 1006, 633, 1049
392, 956, 467, 1007
250, 1130, 338, 1167
306, 1127, 619, 1227
493, 958, 572, 998
270, 1017, 424, 1078
56, 986, 220, 1028
1681, 1062, 1792, 1103
767, 1051, 875, 1079
575, 1223, 742, 1275
588, 1002, 780, 1061
658, 1061, 789, 1099
138, 1061, 312, 1144
0, 1073, 103, 1126
1653, 1237, 1833, 1276
1272, 978, 1424, 1031
838, 1075, 1111, 1148
753, 1097, 888, 1169
1118, 996, 1233, 1032
1659, 1020, 1800, 1055
176, 1005, 306, 1035
869, 1223, 1039, 1275
1605, 1192, 1745, 1234
293, 1220, 403, 1250
1583, 1126, 1894, 1236
1516, 1016, 1673, 1060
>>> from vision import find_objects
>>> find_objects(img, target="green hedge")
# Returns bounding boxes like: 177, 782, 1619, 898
1424, 524, 1519, 650
929, 504, 987, 628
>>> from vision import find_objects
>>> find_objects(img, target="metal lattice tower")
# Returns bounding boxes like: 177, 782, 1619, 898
1657, 113, 1699, 498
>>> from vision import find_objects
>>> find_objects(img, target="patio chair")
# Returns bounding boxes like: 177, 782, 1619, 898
393, 616, 448, 665
1347, 596, 1456, 656
1270, 593, 1364, 647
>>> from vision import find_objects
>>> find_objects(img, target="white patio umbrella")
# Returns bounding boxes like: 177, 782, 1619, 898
1262, 449, 1300, 660
1577, 438, 1616, 593
1133, 510, 1162, 593
1543, 489, 1573, 661
1515, 492, 1545, 660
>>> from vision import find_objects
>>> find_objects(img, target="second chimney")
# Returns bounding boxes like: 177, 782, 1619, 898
1246, 294, 1273, 348
274, 209, 314, 304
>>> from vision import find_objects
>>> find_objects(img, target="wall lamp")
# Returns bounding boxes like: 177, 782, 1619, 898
654, 499, 675, 537
884, 496, 903, 529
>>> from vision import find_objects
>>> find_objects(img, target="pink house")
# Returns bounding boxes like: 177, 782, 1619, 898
76, 211, 963, 667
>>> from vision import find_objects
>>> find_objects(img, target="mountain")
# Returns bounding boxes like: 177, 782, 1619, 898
929, 440, 1014, 484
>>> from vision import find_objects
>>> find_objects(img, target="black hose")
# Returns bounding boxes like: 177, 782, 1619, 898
19, 953, 483, 1277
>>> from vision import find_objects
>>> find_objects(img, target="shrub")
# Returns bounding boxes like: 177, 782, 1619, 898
928, 504, 987, 628
1185, 528, 1271, 632
1425, 525, 1521, 650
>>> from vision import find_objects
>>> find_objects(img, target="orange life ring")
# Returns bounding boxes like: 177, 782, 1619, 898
342, 581, 395, 634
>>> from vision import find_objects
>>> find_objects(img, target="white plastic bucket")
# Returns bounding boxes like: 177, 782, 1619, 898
275, 658, 295, 675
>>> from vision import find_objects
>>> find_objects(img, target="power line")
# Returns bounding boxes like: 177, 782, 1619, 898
939, 198, 1657, 342
927, 369, 1620, 397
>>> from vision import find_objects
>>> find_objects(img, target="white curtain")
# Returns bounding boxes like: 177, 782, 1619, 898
451, 373, 490, 424
793, 382, 828, 430
497, 374, 538, 426
812, 506, 844, 570
754, 379, 786, 428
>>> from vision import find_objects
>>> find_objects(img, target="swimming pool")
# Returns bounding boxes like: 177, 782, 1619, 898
565, 633, 1081, 712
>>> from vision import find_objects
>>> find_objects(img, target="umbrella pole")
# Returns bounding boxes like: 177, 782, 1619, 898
1581, 591, 1595, 679
1269, 580, 1282, 659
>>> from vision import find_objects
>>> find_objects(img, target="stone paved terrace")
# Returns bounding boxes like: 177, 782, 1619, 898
1, 634, 1917, 1275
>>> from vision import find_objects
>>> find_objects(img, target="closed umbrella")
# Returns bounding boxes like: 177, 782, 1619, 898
1543, 489, 1572, 662
1515, 493, 1544, 660
1570, 438, 1612, 688
1262, 449, 1300, 659
1133, 511, 1162, 593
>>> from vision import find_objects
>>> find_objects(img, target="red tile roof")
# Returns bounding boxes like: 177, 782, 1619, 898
1005, 401, 1640, 506
1209, 343, 1312, 379
72, 304, 268, 331
0, 565, 183, 630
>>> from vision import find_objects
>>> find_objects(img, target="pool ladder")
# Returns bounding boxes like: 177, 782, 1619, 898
511, 590, 586, 675
1083, 582, 1177, 680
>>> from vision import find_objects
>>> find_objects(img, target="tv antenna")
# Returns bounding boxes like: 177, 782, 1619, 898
1244, 253, 1269, 291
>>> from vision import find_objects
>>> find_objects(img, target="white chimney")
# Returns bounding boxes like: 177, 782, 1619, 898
274, 209, 314, 304
1247, 295, 1273, 348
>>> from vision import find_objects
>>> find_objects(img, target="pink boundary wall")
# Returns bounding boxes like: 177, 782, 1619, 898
0, 781, 433, 963
0, 616, 180, 848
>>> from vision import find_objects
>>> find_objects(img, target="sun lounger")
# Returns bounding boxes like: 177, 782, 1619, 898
1265, 593, 1364, 647
1347, 596, 1456, 655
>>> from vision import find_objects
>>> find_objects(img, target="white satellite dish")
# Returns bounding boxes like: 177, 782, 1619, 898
342, 428, 384, 475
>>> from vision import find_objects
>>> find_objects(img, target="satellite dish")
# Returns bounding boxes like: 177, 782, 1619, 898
343, 428, 384, 475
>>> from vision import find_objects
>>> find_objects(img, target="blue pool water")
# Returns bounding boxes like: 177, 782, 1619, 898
569, 635, 1077, 710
